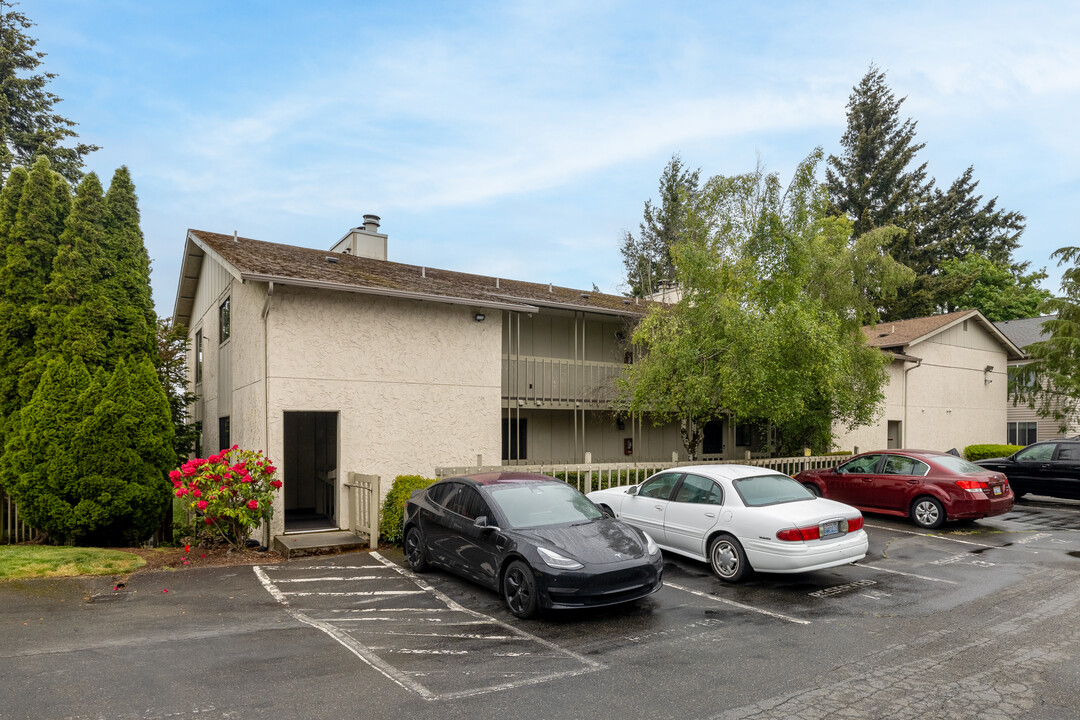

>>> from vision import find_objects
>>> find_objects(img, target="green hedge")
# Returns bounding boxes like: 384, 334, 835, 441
964, 444, 1023, 461
380, 474, 437, 545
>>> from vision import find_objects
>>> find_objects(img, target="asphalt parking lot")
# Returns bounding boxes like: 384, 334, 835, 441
3, 497, 1080, 720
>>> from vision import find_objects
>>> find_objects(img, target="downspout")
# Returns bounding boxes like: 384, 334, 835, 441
261, 281, 274, 546
903, 355, 922, 447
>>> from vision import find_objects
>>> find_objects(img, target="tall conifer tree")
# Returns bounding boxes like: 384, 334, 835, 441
102, 166, 155, 360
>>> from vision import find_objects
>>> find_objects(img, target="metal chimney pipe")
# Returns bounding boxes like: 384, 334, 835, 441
362, 214, 381, 233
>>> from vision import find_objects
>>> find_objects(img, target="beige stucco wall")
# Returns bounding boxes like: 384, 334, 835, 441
833, 322, 1009, 453
262, 285, 502, 535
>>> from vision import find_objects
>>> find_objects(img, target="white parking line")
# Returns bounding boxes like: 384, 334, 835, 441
864, 523, 997, 547
254, 555, 605, 701
848, 563, 958, 585
274, 576, 390, 582
664, 582, 811, 625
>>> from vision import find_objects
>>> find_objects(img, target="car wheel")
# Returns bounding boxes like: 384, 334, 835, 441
404, 526, 429, 573
599, 504, 615, 518
502, 560, 540, 619
910, 496, 945, 529
803, 483, 821, 497
708, 535, 750, 582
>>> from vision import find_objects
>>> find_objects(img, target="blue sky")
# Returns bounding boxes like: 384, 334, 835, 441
27, 1, 1080, 314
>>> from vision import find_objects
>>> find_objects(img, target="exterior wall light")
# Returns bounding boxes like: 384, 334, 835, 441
474, 313, 486, 322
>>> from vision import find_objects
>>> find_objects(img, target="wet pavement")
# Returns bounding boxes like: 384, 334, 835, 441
2, 495, 1079, 719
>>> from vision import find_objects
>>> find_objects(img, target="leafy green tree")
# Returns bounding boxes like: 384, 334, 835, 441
102, 166, 155, 360
0, 3, 98, 185
621, 154, 700, 297
620, 149, 913, 457
156, 318, 200, 464
936, 254, 1051, 322
1011, 247, 1080, 433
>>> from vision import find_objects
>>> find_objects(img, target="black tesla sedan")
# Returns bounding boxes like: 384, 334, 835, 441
402, 472, 663, 618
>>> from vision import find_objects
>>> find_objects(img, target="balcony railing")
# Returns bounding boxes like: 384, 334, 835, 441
503, 355, 625, 408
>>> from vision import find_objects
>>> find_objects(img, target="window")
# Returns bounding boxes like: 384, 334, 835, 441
444, 486, 491, 521
194, 329, 203, 384
218, 416, 230, 451
881, 455, 930, 476
1016, 443, 1054, 462
426, 482, 457, 507
637, 472, 682, 500
934, 455, 987, 475
219, 297, 231, 343
838, 454, 882, 474
501, 418, 527, 461
1056, 443, 1080, 461
487, 483, 602, 528
702, 420, 723, 455
735, 423, 752, 447
1007, 422, 1037, 446
733, 474, 815, 506
674, 474, 724, 504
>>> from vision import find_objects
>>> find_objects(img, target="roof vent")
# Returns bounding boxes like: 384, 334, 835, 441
580, 293, 590, 299
326, 256, 339, 264
362, 214, 381, 233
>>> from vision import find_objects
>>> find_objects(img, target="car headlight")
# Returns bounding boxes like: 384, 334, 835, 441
537, 546, 584, 570
643, 532, 659, 556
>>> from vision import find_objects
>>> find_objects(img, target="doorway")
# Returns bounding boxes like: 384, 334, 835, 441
887, 420, 902, 449
283, 411, 339, 533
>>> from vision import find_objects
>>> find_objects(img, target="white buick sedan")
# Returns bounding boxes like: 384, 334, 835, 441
587, 465, 868, 582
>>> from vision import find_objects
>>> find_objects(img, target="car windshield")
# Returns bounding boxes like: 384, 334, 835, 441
486, 482, 603, 529
934, 455, 989, 475
734, 474, 815, 506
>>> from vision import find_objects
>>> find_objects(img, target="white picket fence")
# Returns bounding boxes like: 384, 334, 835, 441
436, 455, 848, 495
344, 472, 381, 549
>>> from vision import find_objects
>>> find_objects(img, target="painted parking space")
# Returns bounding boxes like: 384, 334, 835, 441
253, 552, 602, 701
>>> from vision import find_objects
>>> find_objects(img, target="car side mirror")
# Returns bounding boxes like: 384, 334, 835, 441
626, 485, 639, 496
474, 516, 499, 532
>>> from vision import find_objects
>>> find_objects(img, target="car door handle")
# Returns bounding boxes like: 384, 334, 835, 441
906, 479, 919, 484
654, 505, 664, 510
704, 512, 716, 518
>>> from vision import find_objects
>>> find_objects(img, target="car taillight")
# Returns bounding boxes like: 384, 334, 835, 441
956, 479, 990, 493
847, 516, 864, 532
776, 526, 821, 541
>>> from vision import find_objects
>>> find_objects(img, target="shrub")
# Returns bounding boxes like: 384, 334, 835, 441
380, 474, 437, 545
823, 450, 853, 456
171, 447, 280, 551
964, 444, 1023, 462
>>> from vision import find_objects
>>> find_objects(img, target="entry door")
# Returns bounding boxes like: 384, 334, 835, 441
283, 411, 339, 530
887, 421, 902, 449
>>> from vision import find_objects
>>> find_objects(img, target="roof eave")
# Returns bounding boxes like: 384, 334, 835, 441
239, 272, 540, 313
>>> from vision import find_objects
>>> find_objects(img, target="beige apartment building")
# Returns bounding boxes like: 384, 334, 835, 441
833, 310, 1023, 454
171, 217, 704, 535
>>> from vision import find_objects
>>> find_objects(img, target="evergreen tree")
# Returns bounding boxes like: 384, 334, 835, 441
827, 66, 1032, 321
826, 65, 928, 241
0, 157, 67, 439
0, 356, 96, 542
102, 166, 155, 360
0, 162, 25, 239
0, 2, 98, 185
621, 154, 701, 297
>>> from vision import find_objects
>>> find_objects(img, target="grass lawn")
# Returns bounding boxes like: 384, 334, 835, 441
0, 546, 146, 580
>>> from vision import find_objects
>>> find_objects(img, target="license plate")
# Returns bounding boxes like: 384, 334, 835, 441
993, 486, 1002, 496
821, 520, 839, 537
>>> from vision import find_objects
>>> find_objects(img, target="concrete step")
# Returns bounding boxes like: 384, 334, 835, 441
272, 530, 372, 559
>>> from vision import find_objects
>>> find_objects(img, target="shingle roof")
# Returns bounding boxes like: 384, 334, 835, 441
862, 310, 978, 349
994, 315, 1056, 349
862, 309, 1024, 360
173, 230, 652, 328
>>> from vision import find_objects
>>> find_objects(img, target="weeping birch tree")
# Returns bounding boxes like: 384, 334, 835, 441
619, 149, 914, 456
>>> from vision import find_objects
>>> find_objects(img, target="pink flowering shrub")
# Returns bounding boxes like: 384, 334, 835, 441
171, 446, 281, 551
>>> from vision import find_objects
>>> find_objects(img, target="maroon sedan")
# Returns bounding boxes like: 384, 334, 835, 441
795, 450, 1013, 529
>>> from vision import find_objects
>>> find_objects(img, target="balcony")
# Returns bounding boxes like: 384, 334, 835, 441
502, 355, 625, 409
